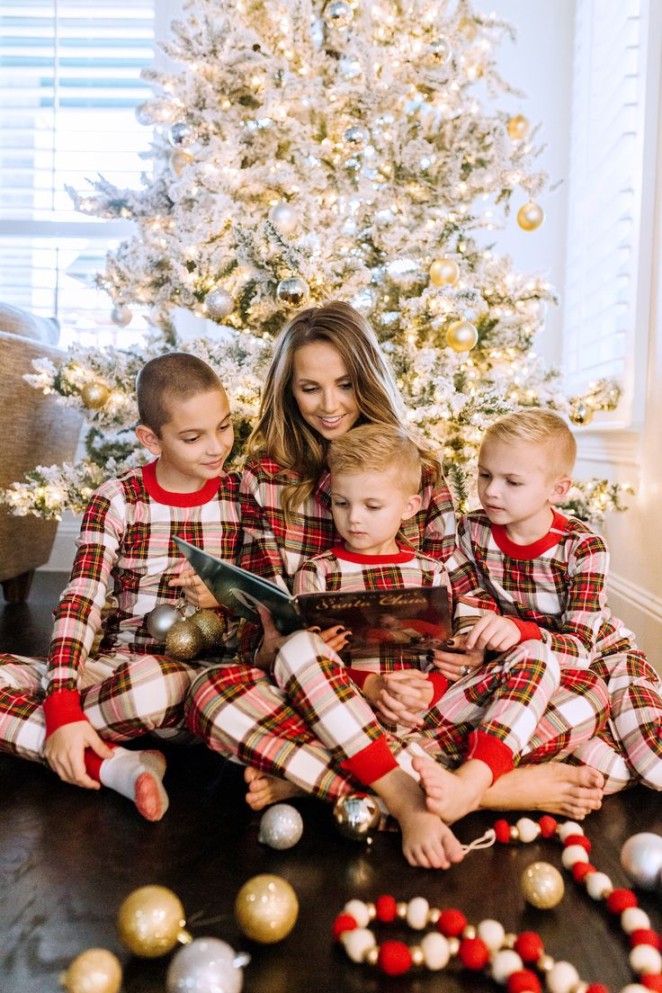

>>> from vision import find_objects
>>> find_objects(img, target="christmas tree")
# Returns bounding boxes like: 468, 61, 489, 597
2, 0, 628, 521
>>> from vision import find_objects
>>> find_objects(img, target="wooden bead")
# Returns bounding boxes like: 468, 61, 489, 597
427, 907, 441, 924
462, 925, 477, 940
365, 946, 379, 966
410, 947, 424, 967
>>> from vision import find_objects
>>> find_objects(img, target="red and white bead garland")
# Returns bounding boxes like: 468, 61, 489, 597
333, 814, 662, 993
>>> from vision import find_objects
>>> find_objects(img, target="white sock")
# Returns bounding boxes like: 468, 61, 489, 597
99, 747, 169, 822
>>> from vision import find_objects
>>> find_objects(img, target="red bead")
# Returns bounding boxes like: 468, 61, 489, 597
585, 985, 610, 993
494, 819, 512, 843
508, 969, 542, 993
606, 888, 638, 914
564, 833, 592, 852
375, 895, 398, 923
514, 931, 545, 963
378, 941, 412, 976
438, 908, 467, 937
332, 913, 357, 941
641, 977, 662, 992
458, 937, 490, 971
572, 862, 596, 883
538, 815, 558, 838
631, 929, 662, 950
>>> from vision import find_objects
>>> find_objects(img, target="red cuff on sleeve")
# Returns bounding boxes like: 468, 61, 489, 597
426, 672, 449, 707
341, 737, 398, 786
465, 729, 514, 783
510, 618, 542, 642
43, 689, 86, 737
347, 667, 370, 689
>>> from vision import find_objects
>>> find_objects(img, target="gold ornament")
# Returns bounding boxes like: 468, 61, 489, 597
569, 402, 594, 426
458, 16, 478, 40
521, 861, 565, 909
507, 114, 530, 140
276, 277, 310, 307
190, 609, 226, 651
117, 885, 190, 958
445, 319, 478, 352
165, 618, 205, 661
81, 382, 111, 410
60, 948, 123, 993
171, 149, 194, 176
234, 874, 299, 944
429, 258, 459, 287
332, 792, 381, 842
517, 201, 545, 232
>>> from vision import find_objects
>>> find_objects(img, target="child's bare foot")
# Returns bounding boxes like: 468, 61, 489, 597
481, 763, 604, 819
412, 754, 492, 823
243, 766, 304, 811
398, 805, 466, 869
134, 770, 169, 821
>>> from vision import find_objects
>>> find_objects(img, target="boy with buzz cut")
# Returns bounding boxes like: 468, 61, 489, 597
0, 352, 240, 821
416, 408, 661, 812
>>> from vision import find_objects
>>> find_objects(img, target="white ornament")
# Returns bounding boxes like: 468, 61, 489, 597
547, 961, 580, 993
268, 202, 297, 236
561, 845, 589, 869
342, 928, 376, 963
406, 897, 429, 930
111, 304, 133, 327
257, 804, 304, 850
490, 949, 522, 984
516, 817, 540, 844
420, 932, 450, 970
620, 832, 662, 891
585, 871, 613, 900
477, 919, 505, 951
629, 944, 662, 974
205, 288, 234, 321
146, 604, 181, 640
166, 938, 248, 993
344, 899, 370, 927
621, 907, 651, 933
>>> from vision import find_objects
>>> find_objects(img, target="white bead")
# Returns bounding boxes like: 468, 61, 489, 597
546, 961, 580, 993
620, 986, 652, 993
406, 897, 430, 930
621, 907, 651, 933
629, 945, 662, 974
585, 871, 613, 899
561, 845, 589, 868
477, 919, 506, 951
344, 899, 371, 927
516, 817, 541, 843
558, 821, 584, 841
420, 932, 451, 970
490, 949, 523, 983
342, 928, 376, 963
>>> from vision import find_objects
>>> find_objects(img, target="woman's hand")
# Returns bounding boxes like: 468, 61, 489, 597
363, 669, 433, 727
428, 635, 486, 682
44, 721, 113, 789
315, 624, 351, 654
169, 564, 220, 609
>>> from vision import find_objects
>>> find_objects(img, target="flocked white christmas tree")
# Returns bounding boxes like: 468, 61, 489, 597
2, 0, 629, 521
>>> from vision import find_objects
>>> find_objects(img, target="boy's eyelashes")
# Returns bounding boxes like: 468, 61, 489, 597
181, 423, 232, 443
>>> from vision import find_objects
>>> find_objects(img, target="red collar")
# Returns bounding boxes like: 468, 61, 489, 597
491, 510, 568, 560
330, 543, 415, 565
141, 460, 222, 507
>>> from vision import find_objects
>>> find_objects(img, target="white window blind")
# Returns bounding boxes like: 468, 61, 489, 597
562, 0, 658, 427
0, 0, 155, 346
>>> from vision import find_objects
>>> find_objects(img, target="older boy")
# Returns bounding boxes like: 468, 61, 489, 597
0, 353, 240, 820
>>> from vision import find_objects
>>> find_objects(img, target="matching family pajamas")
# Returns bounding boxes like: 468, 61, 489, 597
458, 509, 662, 792
0, 462, 241, 764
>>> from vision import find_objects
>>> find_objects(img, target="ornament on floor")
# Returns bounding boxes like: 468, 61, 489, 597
190, 608, 226, 652
166, 938, 250, 993
204, 287, 234, 321
234, 874, 299, 943
521, 861, 565, 909
620, 832, 662, 892
429, 257, 459, 287
117, 885, 191, 958
60, 948, 123, 993
332, 792, 381, 843
81, 382, 111, 410
517, 201, 545, 231
146, 603, 182, 640
507, 114, 530, 140
276, 277, 310, 307
166, 617, 206, 661
445, 319, 478, 352
258, 803, 304, 850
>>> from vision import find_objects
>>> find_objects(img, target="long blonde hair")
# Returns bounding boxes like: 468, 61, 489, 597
247, 301, 441, 514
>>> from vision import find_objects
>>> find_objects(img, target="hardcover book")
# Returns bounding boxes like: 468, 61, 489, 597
175, 537, 452, 659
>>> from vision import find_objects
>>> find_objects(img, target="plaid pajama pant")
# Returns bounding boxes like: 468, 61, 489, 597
0, 650, 198, 763
186, 632, 609, 802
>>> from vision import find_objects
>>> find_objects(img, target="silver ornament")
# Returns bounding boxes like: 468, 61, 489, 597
323, 0, 353, 30
620, 832, 662, 891
343, 125, 369, 152
205, 287, 234, 320
333, 793, 381, 843
258, 804, 304, 850
268, 202, 297, 236
146, 604, 181, 640
276, 277, 309, 307
111, 304, 133, 327
429, 38, 452, 65
166, 938, 249, 993
168, 122, 194, 147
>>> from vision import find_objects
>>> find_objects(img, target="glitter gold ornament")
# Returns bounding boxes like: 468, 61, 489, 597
332, 792, 381, 842
507, 114, 530, 140
429, 258, 459, 287
165, 618, 205, 661
234, 874, 299, 944
81, 382, 111, 410
276, 277, 309, 307
146, 603, 182, 641
445, 320, 478, 352
166, 938, 249, 993
190, 609, 226, 651
117, 885, 190, 957
517, 201, 545, 231
204, 287, 234, 321
521, 861, 565, 909
61, 948, 123, 993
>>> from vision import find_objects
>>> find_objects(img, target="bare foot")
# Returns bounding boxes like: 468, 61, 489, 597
134, 770, 169, 821
243, 767, 304, 811
412, 754, 492, 823
481, 763, 604, 819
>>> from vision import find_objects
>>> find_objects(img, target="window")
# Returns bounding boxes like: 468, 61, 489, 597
0, 0, 156, 346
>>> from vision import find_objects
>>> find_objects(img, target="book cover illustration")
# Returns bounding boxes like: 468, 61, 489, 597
174, 538, 451, 656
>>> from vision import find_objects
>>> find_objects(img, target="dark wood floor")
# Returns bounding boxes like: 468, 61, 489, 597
1, 573, 660, 993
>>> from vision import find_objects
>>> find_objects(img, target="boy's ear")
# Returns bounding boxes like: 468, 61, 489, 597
135, 423, 162, 456
549, 475, 572, 504
401, 493, 422, 521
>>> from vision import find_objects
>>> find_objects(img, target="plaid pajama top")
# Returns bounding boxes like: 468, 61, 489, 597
46, 461, 241, 697
457, 508, 638, 667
